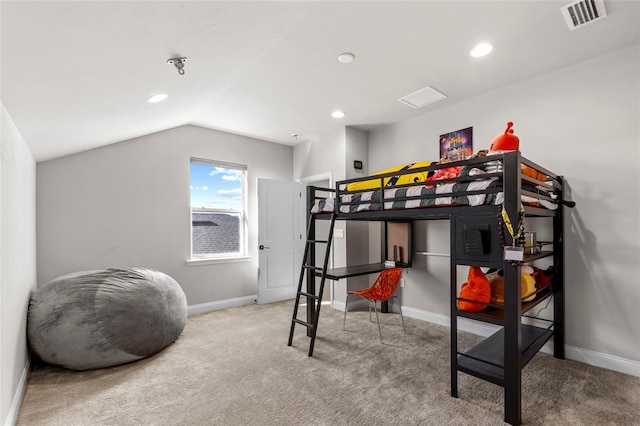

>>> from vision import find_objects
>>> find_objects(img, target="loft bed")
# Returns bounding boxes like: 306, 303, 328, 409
307, 150, 566, 284
291, 150, 574, 426
311, 150, 562, 220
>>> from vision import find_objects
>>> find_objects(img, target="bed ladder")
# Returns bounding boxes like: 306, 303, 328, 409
287, 212, 336, 356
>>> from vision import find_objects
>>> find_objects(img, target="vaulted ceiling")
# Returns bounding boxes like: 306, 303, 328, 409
2, 1, 638, 162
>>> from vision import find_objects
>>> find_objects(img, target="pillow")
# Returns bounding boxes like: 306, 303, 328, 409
521, 164, 548, 181
346, 162, 434, 191
424, 166, 461, 188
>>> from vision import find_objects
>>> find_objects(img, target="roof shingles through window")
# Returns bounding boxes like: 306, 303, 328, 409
192, 212, 239, 254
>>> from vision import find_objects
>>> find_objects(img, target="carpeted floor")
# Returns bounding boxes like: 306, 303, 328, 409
17, 301, 640, 425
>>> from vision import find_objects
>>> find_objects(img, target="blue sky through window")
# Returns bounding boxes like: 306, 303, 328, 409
190, 163, 243, 210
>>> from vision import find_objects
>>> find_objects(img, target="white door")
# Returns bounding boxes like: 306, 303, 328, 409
257, 178, 304, 304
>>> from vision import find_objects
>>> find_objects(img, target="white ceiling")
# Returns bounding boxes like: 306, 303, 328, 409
2, 1, 639, 162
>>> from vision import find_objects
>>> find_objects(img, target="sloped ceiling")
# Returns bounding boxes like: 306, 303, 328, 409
1, 1, 639, 162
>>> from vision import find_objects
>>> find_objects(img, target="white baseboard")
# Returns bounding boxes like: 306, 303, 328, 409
399, 305, 640, 378
565, 345, 640, 377
187, 295, 257, 316
332, 300, 346, 312
333, 299, 367, 313
5, 357, 30, 426
402, 305, 501, 337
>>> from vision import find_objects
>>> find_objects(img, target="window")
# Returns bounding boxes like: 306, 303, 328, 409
190, 158, 247, 260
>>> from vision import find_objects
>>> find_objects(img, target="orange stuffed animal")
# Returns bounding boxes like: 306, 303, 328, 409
489, 121, 520, 152
457, 266, 491, 312
489, 122, 547, 180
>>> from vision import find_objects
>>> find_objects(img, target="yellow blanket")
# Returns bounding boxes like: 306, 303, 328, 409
346, 162, 434, 191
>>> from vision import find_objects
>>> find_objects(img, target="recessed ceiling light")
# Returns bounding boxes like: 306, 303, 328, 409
338, 53, 355, 63
147, 93, 168, 103
331, 110, 346, 118
470, 43, 493, 58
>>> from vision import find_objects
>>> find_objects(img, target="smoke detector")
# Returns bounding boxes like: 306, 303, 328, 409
561, 0, 607, 31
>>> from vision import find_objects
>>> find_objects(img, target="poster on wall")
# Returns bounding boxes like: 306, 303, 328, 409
439, 127, 473, 163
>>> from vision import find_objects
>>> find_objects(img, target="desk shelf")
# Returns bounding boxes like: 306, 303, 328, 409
317, 263, 408, 280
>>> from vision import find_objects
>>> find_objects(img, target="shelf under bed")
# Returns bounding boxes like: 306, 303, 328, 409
456, 324, 554, 386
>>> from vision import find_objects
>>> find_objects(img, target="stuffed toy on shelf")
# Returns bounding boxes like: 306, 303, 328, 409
487, 265, 537, 305
457, 266, 491, 312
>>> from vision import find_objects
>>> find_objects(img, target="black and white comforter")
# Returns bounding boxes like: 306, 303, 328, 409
311, 178, 557, 214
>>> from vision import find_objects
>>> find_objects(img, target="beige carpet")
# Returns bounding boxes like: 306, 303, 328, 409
17, 300, 640, 425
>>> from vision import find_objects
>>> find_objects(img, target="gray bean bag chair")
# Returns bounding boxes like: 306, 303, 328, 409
28, 267, 187, 370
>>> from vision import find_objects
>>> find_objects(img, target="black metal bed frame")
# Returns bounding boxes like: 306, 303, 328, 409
296, 151, 572, 425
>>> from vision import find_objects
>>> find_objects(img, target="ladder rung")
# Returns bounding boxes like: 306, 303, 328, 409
288, 211, 335, 357
299, 291, 319, 300
293, 318, 314, 328
303, 265, 323, 271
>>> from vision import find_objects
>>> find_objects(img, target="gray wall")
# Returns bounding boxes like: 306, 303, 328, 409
368, 46, 640, 364
293, 127, 346, 181
293, 127, 376, 303
37, 125, 293, 307
344, 128, 371, 294
293, 127, 348, 300
1, 103, 37, 426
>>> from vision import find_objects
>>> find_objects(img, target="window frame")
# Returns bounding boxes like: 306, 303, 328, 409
189, 157, 248, 263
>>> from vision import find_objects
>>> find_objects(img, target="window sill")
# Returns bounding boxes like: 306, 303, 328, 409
186, 256, 252, 267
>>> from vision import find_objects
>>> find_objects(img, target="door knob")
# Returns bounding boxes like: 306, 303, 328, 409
259, 245, 270, 250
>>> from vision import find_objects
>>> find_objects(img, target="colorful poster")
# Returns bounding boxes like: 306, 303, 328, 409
439, 127, 473, 162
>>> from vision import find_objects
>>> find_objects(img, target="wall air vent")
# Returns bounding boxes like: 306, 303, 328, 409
398, 85, 447, 109
561, 0, 607, 31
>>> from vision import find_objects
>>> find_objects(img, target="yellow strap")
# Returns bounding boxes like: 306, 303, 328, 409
501, 203, 525, 244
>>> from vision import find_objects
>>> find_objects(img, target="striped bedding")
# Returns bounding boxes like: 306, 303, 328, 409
311, 178, 557, 214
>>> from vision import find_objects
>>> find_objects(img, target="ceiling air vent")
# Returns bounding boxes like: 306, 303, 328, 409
398, 85, 447, 109
561, 0, 607, 31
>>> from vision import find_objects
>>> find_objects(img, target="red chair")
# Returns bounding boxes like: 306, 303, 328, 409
343, 268, 405, 343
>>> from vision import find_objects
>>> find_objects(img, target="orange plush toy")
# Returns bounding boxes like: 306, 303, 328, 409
489, 121, 520, 152
457, 266, 491, 312
489, 121, 547, 180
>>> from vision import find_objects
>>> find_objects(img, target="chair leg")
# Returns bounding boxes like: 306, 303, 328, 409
390, 296, 406, 334
373, 302, 383, 343
345, 296, 403, 343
